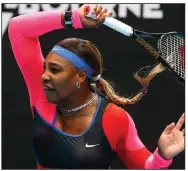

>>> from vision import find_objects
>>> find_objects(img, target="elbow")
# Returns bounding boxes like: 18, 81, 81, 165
8, 17, 22, 37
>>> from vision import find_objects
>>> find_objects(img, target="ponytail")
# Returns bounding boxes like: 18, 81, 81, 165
95, 63, 166, 106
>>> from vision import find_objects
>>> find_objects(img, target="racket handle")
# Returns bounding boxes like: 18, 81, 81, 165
84, 6, 133, 37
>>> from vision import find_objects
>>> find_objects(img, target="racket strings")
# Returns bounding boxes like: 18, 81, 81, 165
160, 34, 185, 80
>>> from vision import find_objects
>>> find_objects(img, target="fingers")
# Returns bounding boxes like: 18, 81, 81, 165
95, 5, 103, 18
96, 9, 108, 24
91, 4, 113, 20
174, 113, 185, 130
164, 122, 175, 134
91, 4, 97, 15
100, 11, 113, 20
96, 8, 107, 20
90, 4, 101, 18
107, 12, 113, 17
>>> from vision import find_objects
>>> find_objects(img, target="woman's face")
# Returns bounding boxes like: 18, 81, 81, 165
41, 52, 80, 104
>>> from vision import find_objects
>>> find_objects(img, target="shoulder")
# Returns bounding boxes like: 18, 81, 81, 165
103, 103, 130, 122
102, 103, 131, 135
102, 103, 136, 133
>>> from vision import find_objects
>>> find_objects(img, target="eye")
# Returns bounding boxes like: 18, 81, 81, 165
51, 68, 60, 74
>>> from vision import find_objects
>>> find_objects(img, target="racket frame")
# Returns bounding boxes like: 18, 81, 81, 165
84, 6, 185, 85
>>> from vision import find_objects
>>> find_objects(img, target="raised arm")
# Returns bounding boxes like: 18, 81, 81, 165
8, 11, 65, 106
8, 4, 112, 107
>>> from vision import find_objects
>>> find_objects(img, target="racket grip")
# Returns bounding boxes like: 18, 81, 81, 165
84, 6, 133, 37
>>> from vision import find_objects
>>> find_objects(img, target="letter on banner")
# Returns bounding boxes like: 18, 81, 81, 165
41, 4, 69, 12
18, 4, 40, 14
119, 4, 141, 18
143, 4, 163, 19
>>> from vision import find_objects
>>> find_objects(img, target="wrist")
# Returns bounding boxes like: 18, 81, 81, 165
64, 11, 73, 28
61, 9, 83, 29
158, 148, 168, 160
149, 147, 173, 169
61, 11, 73, 28
157, 147, 172, 160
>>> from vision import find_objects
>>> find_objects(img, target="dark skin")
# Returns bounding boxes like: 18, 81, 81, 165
41, 52, 98, 134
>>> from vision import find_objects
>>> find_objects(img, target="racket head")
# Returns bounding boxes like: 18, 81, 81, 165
157, 32, 185, 85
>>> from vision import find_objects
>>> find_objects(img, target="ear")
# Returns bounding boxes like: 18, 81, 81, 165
77, 69, 87, 83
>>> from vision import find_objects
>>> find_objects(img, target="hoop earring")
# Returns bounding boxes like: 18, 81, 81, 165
76, 82, 81, 89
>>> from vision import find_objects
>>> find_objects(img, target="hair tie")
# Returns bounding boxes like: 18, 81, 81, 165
92, 74, 101, 82
142, 88, 148, 95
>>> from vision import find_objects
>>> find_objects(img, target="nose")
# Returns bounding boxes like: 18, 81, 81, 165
41, 72, 50, 83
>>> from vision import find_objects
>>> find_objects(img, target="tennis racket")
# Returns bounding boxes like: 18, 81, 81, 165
84, 6, 185, 86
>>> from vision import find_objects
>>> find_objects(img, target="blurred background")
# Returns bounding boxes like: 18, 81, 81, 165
2, 3, 185, 169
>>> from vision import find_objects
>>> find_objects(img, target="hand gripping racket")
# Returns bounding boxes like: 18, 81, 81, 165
84, 6, 185, 86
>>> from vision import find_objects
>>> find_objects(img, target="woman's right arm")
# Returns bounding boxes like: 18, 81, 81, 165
8, 4, 112, 106
8, 11, 65, 106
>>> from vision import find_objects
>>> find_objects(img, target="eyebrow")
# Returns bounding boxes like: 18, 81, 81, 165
44, 62, 63, 68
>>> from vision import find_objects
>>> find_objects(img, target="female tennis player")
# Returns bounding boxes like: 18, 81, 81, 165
8, 4, 184, 169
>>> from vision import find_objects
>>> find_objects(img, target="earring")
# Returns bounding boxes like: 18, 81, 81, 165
76, 82, 81, 89
90, 83, 96, 91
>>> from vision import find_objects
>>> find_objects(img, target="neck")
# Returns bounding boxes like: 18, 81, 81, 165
58, 88, 95, 110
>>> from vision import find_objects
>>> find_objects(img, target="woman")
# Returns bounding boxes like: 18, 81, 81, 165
8, 4, 185, 169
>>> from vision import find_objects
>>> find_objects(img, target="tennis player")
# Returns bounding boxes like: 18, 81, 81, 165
8, 4, 185, 169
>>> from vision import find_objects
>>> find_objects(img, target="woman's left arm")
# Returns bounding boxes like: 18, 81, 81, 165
116, 111, 174, 169
102, 104, 184, 169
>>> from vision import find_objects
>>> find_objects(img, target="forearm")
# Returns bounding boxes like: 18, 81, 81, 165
117, 112, 173, 169
8, 11, 64, 38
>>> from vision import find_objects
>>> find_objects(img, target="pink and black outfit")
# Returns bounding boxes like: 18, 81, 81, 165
8, 9, 173, 169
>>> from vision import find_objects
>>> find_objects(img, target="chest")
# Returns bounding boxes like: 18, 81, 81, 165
54, 110, 95, 135
32, 106, 116, 169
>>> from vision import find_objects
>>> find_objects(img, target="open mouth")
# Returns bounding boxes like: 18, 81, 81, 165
44, 88, 54, 90
43, 86, 54, 90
